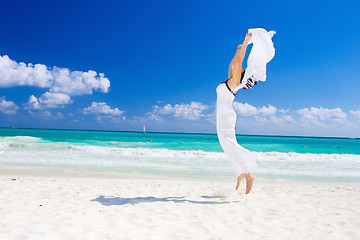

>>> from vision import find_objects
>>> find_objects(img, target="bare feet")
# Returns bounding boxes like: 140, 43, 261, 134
245, 173, 255, 194
235, 174, 245, 190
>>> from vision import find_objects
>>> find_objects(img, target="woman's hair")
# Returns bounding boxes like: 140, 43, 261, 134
240, 69, 246, 83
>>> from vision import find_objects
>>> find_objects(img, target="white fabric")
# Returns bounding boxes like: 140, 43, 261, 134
234, 28, 276, 91
216, 83, 258, 175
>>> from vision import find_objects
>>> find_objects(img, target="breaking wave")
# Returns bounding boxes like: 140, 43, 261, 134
1, 136, 359, 181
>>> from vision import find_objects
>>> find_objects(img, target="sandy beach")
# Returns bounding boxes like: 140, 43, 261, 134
0, 168, 359, 240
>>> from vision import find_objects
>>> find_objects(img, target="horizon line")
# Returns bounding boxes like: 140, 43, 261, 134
0, 126, 359, 140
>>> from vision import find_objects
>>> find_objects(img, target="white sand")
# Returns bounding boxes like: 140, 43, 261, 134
0, 168, 359, 240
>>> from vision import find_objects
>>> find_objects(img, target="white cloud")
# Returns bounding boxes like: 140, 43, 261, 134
25, 92, 72, 109
0, 97, 19, 114
154, 102, 209, 120
38, 92, 72, 108
27, 109, 65, 119
128, 101, 357, 137
55, 112, 64, 119
232, 102, 258, 116
94, 115, 126, 123
146, 112, 164, 121
233, 102, 277, 117
50, 68, 109, 96
350, 110, 360, 123
0, 55, 52, 88
279, 109, 289, 113
26, 95, 41, 110
132, 102, 353, 136
297, 107, 347, 125
42, 110, 52, 118
350, 110, 360, 116
269, 115, 297, 125
82, 102, 124, 116
282, 115, 297, 123
233, 102, 299, 126
253, 115, 269, 123
0, 55, 110, 108
258, 105, 277, 115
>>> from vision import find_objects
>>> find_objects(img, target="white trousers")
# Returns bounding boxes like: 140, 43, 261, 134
216, 83, 258, 175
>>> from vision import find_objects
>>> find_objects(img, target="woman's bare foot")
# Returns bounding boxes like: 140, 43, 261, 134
245, 173, 255, 194
235, 174, 245, 190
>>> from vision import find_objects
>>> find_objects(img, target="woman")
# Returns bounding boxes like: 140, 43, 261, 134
216, 33, 258, 194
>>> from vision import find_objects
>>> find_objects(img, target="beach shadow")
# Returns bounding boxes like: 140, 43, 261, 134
91, 195, 236, 206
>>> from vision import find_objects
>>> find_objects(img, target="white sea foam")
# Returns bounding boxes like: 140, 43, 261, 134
0, 136, 359, 181
0, 136, 41, 142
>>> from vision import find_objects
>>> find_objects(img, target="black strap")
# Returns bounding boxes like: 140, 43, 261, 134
222, 80, 236, 96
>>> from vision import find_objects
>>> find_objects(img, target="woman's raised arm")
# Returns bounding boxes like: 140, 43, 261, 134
227, 33, 252, 89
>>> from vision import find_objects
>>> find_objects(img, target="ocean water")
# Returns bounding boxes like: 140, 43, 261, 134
0, 128, 359, 181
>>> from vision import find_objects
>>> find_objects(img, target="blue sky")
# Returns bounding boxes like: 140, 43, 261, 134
0, 0, 359, 137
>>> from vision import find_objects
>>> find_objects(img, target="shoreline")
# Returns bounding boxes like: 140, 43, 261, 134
1, 166, 360, 184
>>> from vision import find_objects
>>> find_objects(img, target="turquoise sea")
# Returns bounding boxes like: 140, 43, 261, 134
0, 128, 359, 181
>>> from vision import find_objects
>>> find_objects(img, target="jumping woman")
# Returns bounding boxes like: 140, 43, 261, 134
216, 33, 257, 194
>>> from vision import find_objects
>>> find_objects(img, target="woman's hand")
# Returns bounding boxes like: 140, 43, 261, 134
238, 33, 252, 49
244, 32, 252, 42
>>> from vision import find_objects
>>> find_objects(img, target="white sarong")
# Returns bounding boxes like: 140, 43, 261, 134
234, 28, 276, 91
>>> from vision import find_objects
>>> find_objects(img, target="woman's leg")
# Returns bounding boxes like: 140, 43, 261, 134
245, 173, 256, 194
235, 173, 245, 190
235, 173, 255, 194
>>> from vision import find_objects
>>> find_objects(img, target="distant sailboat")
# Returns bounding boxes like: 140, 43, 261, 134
142, 125, 146, 134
